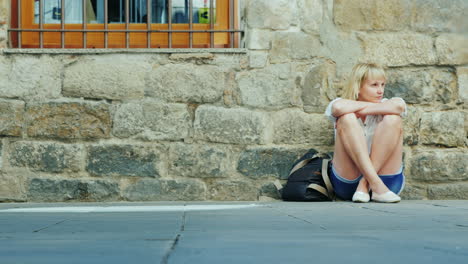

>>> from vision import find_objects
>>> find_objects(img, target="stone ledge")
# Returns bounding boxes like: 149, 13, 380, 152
2, 48, 248, 55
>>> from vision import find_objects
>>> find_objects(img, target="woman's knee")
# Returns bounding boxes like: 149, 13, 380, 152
336, 113, 358, 127
381, 115, 402, 131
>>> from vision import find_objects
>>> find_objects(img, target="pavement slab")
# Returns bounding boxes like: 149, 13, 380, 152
0, 201, 467, 264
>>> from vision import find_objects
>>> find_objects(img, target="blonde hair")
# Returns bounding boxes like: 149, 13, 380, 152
343, 63, 386, 100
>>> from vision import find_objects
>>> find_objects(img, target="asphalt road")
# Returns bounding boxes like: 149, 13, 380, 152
1, 200, 467, 264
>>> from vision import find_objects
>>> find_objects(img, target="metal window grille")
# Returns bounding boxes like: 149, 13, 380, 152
8, 0, 242, 49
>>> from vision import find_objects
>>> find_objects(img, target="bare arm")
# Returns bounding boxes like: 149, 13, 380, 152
331, 99, 373, 118
357, 98, 406, 116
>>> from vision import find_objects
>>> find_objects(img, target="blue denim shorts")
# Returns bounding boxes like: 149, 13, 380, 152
329, 165, 405, 201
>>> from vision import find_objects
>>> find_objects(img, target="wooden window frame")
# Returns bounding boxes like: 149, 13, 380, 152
10, 0, 240, 48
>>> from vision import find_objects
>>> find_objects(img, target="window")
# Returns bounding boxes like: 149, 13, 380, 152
9, 0, 241, 48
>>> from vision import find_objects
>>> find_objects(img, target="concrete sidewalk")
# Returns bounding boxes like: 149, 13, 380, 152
0, 200, 467, 264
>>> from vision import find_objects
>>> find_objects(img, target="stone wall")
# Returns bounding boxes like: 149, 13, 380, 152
0, 0, 466, 202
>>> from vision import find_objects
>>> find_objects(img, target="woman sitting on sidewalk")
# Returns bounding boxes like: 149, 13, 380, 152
325, 63, 407, 203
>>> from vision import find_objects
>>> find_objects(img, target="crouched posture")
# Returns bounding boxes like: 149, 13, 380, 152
325, 63, 407, 203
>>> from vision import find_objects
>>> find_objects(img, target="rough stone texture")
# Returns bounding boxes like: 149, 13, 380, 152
458, 67, 468, 105
112, 100, 191, 141
357, 33, 437, 66
123, 178, 206, 201
435, 34, 468, 65
297, 0, 323, 34
0, 172, 25, 202
334, 0, 412, 31
8, 141, 83, 173
245, 29, 272, 50
272, 109, 334, 145
27, 178, 119, 202
169, 143, 233, 178
146, 64, 226, 103
270, 32, 321, 63
63, 55, 148, 100
302, 61, 336, 113
237, 65, 301, 109
25, 101, 111, 140
249, 51, 268, 69
0, 99, 24, 137
237, 147, 306, 180
385, 68, 457, 104
399, 184, 427, 200
194, 106, 271, 145
208, 180, 258, 201
246, 0, 295, 30
401, 106, 421, 146
428, 183, 468, 200
410, 151, 468, 183
0, 56, 62, 100
410, 0, 468, 33
259, 182, 282, 200
86, 144, 162, 177
420, 112, 465, 147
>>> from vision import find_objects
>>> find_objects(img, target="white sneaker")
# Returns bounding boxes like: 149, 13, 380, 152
352, 191, 370, 203
371, 191, 401, 203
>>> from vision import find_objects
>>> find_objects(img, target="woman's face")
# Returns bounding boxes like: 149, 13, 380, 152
358, 77, 385, 102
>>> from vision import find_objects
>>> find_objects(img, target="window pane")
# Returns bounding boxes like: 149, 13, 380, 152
169, 0, 216, 24
34, 0, 97, 24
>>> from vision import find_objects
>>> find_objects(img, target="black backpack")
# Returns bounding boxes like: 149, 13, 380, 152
276, 149, 335, 201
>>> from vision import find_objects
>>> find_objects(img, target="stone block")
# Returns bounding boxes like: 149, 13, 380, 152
208, 180, 258, 201
146, 64, 225, 103
27, 178, 119, 202
420, 112, 465, 147
63, 55, 148, 100
249, 51, 268, 69
246, 0, 294, 30
270, 32, 321, 63
435, 34, 468, 65
385, 68, 457, 104
237, 147, 307, 180
0, 172, 25, 202
237, 65, 300, 109
8, 141, 83, 173
0, 56, 62, 100
260, 182, 282, 200
358, 33, 437, 66
123, 178, 206, 201
297, 0, 323, 34
458, 67, 468, 105
410, 151, 468, 183
112, 100, 191, 141
334, 0, 411, 31
428, 183, 468, 200
25, 101, 111, 139
194, 106, 270, 145
402, 106, 421, 146
399, 184, 427, 200
272, 109, 334, 145
86, 144, 162, 177
0, 99, 24, 137
169, 143, 234, 178
410, 0, 468, 33
302, 61, 336, 113
245, 29, 273, 50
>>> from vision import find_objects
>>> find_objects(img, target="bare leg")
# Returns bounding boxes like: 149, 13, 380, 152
356, 115, 403, 192
332, 113, 390, 194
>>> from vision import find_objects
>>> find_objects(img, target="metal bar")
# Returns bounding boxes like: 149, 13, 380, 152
104, 0, 108, 48
125, 0, 129, 48
61, 0, 65, 48
39, 0, 44, 48
147, 0, 151, 48
189, 0, 193, 48
10, 28, 243, 33
210, 0, 214, 48
168, 0, 172, 48
83, 0, 87, 48
229, 0, 234, 48
18, 0, 22, 48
